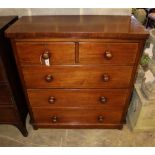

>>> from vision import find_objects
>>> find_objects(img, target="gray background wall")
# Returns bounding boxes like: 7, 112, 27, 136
0, 8, 131, 16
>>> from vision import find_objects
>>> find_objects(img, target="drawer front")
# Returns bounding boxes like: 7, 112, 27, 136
27, 89, 128, 108
0, 85, 13, 105
22, 66, 133, 88
0, 58, 7, 82
0, 107, 17, 123
79, 42, 138, 65
16, 42, 75, 65
32, 108, 123, 125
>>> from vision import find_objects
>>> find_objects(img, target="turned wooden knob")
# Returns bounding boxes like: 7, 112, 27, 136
48, 96, 55, 104
100, 96, 107, 104
102, 74, 110, 82
42, 51, 50, 59
52, 116, 58, 123
45, 74, 53, 82
98, 115, 104, 123
104, 51, 112, 59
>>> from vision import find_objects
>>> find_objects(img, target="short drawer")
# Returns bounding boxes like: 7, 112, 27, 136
79, 42, 138, 65
32, 108, 123, 125
15, 42, 75, 65
0, 107, 17, 123
0, 84, 13, 105
22, 65, 133, 89
27, 89, 128, 108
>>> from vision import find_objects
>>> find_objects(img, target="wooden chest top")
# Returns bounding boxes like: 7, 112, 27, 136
5, 15, 149, 39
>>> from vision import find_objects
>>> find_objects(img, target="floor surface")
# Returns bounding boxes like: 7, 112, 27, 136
0, 117, 155, 147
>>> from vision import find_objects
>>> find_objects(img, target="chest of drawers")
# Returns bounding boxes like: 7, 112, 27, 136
5, 15, 149, 129
0, 16, 28, 136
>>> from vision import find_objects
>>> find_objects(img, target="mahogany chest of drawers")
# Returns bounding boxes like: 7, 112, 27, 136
0, 16, 28, 136
5, 15, 149, 129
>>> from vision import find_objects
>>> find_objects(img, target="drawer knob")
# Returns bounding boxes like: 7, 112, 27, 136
52, 116, 58, 123
104, 51, 112, 59
98, 115, 104, 123
42, 51, 50, 59
45, 74, 53, 82
48, 96, 55, 104
100, 96, 107, 104
102, 74, 110, 82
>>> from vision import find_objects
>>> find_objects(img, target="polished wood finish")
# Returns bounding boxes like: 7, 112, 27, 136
15, 42, 75, 65
32, 108, 123, 125
79, 42, 138, 65
22, 65, 133, 88
0, 16, 28, 136
0, 58, 7, 82
5, 15, 149, 129
0, 107, 17, 123
5, 15, 148, 39
0, 85, 13, 105
27, 89, 128, 107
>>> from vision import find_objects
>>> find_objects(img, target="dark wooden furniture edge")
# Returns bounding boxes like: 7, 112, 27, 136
0, 16, 28, 137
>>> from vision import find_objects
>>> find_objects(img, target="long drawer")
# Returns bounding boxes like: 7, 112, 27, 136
0, 107, 17, 123
0, 58, 7, 82
22, 65, 133, 89
15, 42, 75, 65
0, 84, 13, 105
32, 108, 123, 125
27, 89, 128, 108
79, 42, 138, 65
